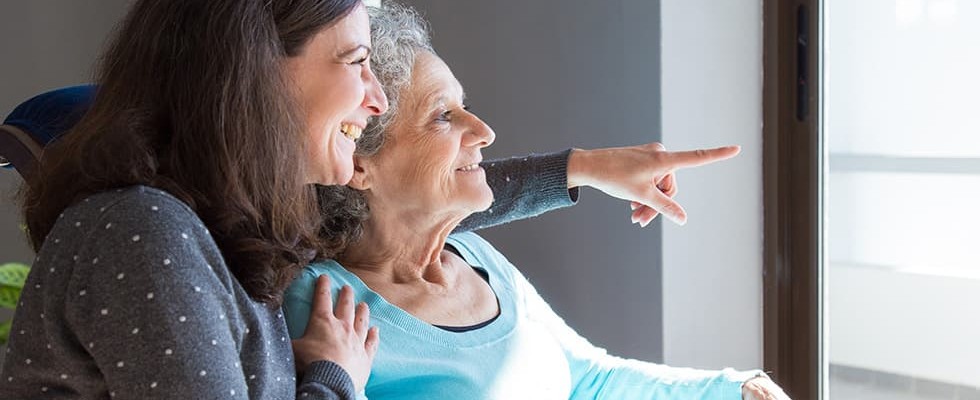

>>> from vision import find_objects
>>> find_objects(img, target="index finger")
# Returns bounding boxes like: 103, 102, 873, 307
667, 145, 741, 169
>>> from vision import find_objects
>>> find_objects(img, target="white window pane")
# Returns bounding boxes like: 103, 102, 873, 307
827, 263, 980, 388
825, 0, 980, 398
827, 171, 980, 276
825, 0, 980, 158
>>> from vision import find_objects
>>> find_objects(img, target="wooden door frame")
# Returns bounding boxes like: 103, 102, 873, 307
762, 0, 822, 398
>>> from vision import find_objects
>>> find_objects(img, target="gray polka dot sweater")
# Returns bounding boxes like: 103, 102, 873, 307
0, 150, 576, 399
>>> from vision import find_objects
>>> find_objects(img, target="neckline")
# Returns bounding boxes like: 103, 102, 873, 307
328, 235, 516, 348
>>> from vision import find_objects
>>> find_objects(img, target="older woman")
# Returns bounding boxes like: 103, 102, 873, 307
284, 4, 789, 399
0, 1, 647, 399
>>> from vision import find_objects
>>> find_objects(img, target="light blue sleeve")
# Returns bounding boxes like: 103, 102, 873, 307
510, 259, 761, 399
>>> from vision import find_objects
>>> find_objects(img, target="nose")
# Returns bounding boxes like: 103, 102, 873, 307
464, 113, 495, 149
362, 65, 389, 116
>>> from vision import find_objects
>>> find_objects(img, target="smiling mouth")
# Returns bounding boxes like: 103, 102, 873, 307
340, 123, 363, 141
456, 163, 482, 172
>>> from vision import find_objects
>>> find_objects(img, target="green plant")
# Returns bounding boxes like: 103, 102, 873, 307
0, 262, 30, 344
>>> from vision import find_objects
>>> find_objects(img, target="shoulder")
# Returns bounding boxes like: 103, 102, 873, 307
282, 260, 350, 338
73, 185, 203, 229
47, 185, 205, 245
49, 185, 232, 294
54, 185, 214, 263
284, 260, 353, 304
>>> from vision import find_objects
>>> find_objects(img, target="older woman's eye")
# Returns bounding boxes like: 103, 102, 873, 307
350, 56, 368, 66
436, 110, 452, 122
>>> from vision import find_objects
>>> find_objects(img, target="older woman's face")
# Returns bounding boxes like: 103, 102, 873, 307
359, 52, 495, 217
287, 4, 389, 185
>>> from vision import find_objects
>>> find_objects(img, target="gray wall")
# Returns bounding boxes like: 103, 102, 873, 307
0, 0, 132, 319
662, 1, 763, 369
405, 0, 664, 361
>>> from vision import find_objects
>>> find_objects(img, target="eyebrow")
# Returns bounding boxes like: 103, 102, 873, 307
423, 86, 466, 111
337, 45, 371, 59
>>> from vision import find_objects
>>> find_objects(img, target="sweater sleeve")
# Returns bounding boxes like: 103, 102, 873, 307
455, 150, 579, 233
299, 361, 358, 400
512, 267, 760, 399
62, 193, 354, 400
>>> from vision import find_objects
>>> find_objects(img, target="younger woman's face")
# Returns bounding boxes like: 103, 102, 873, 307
286, 3, 389, 185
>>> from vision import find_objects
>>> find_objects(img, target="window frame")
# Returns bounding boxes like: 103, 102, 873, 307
762, 0, 822, 398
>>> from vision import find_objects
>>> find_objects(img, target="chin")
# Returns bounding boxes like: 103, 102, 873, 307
309, 165, 354, 186
334, 172, 354, 186
327, 154, 355, 185
454, 178, 493, 212
472, 189, 494, 212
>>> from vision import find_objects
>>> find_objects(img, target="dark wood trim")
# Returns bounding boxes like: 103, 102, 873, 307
0, 124, 41, 181
763, 0, 822, 399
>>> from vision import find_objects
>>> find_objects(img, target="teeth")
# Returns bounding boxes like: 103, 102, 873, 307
458, 164, 480, 172
340, 124, 362, 141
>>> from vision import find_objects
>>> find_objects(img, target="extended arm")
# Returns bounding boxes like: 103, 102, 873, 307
511, 268, 760, 399
456, 150, 578, 232
457, 143, 742, 232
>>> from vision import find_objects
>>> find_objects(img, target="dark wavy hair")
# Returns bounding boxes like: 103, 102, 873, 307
21, 0, 360, 305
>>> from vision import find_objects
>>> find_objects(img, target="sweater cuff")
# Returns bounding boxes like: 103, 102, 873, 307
300, 360, 357, 399
536, 149, 579, 206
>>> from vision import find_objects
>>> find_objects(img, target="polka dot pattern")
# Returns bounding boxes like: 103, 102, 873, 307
1, 185, 441, 397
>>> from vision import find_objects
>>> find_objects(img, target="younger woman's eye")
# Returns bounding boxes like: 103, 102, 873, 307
350, 56, 368, 65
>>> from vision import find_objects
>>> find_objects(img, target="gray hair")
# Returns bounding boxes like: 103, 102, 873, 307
316, 2, 434, 257
356, 2, 433, 157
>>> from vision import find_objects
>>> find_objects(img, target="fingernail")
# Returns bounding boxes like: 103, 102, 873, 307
630, 215, 638, 224
671, 214, 687, 226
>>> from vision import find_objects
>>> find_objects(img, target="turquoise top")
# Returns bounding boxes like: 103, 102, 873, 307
284, 232, 760, 399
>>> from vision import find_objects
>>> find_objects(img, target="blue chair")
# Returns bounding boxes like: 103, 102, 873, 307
0, 85, 97, 181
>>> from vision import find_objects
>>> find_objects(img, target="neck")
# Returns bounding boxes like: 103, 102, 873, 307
339, 201, 468, 285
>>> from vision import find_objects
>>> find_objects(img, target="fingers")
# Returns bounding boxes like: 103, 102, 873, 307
637, 186, 687, 225
335, 285, 355, 324
311, 275, 335, 320
657, 173, 677, 197
365, 327, 380, 359
631, 206, 659, 227
354, 302, 370, 339
743, 377, 789, 400
667, 145, 740, 169
309, 278, 371, 336
630, 172, 678, 227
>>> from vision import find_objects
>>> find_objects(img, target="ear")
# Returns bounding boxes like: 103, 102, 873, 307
347, 155, 372, 190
